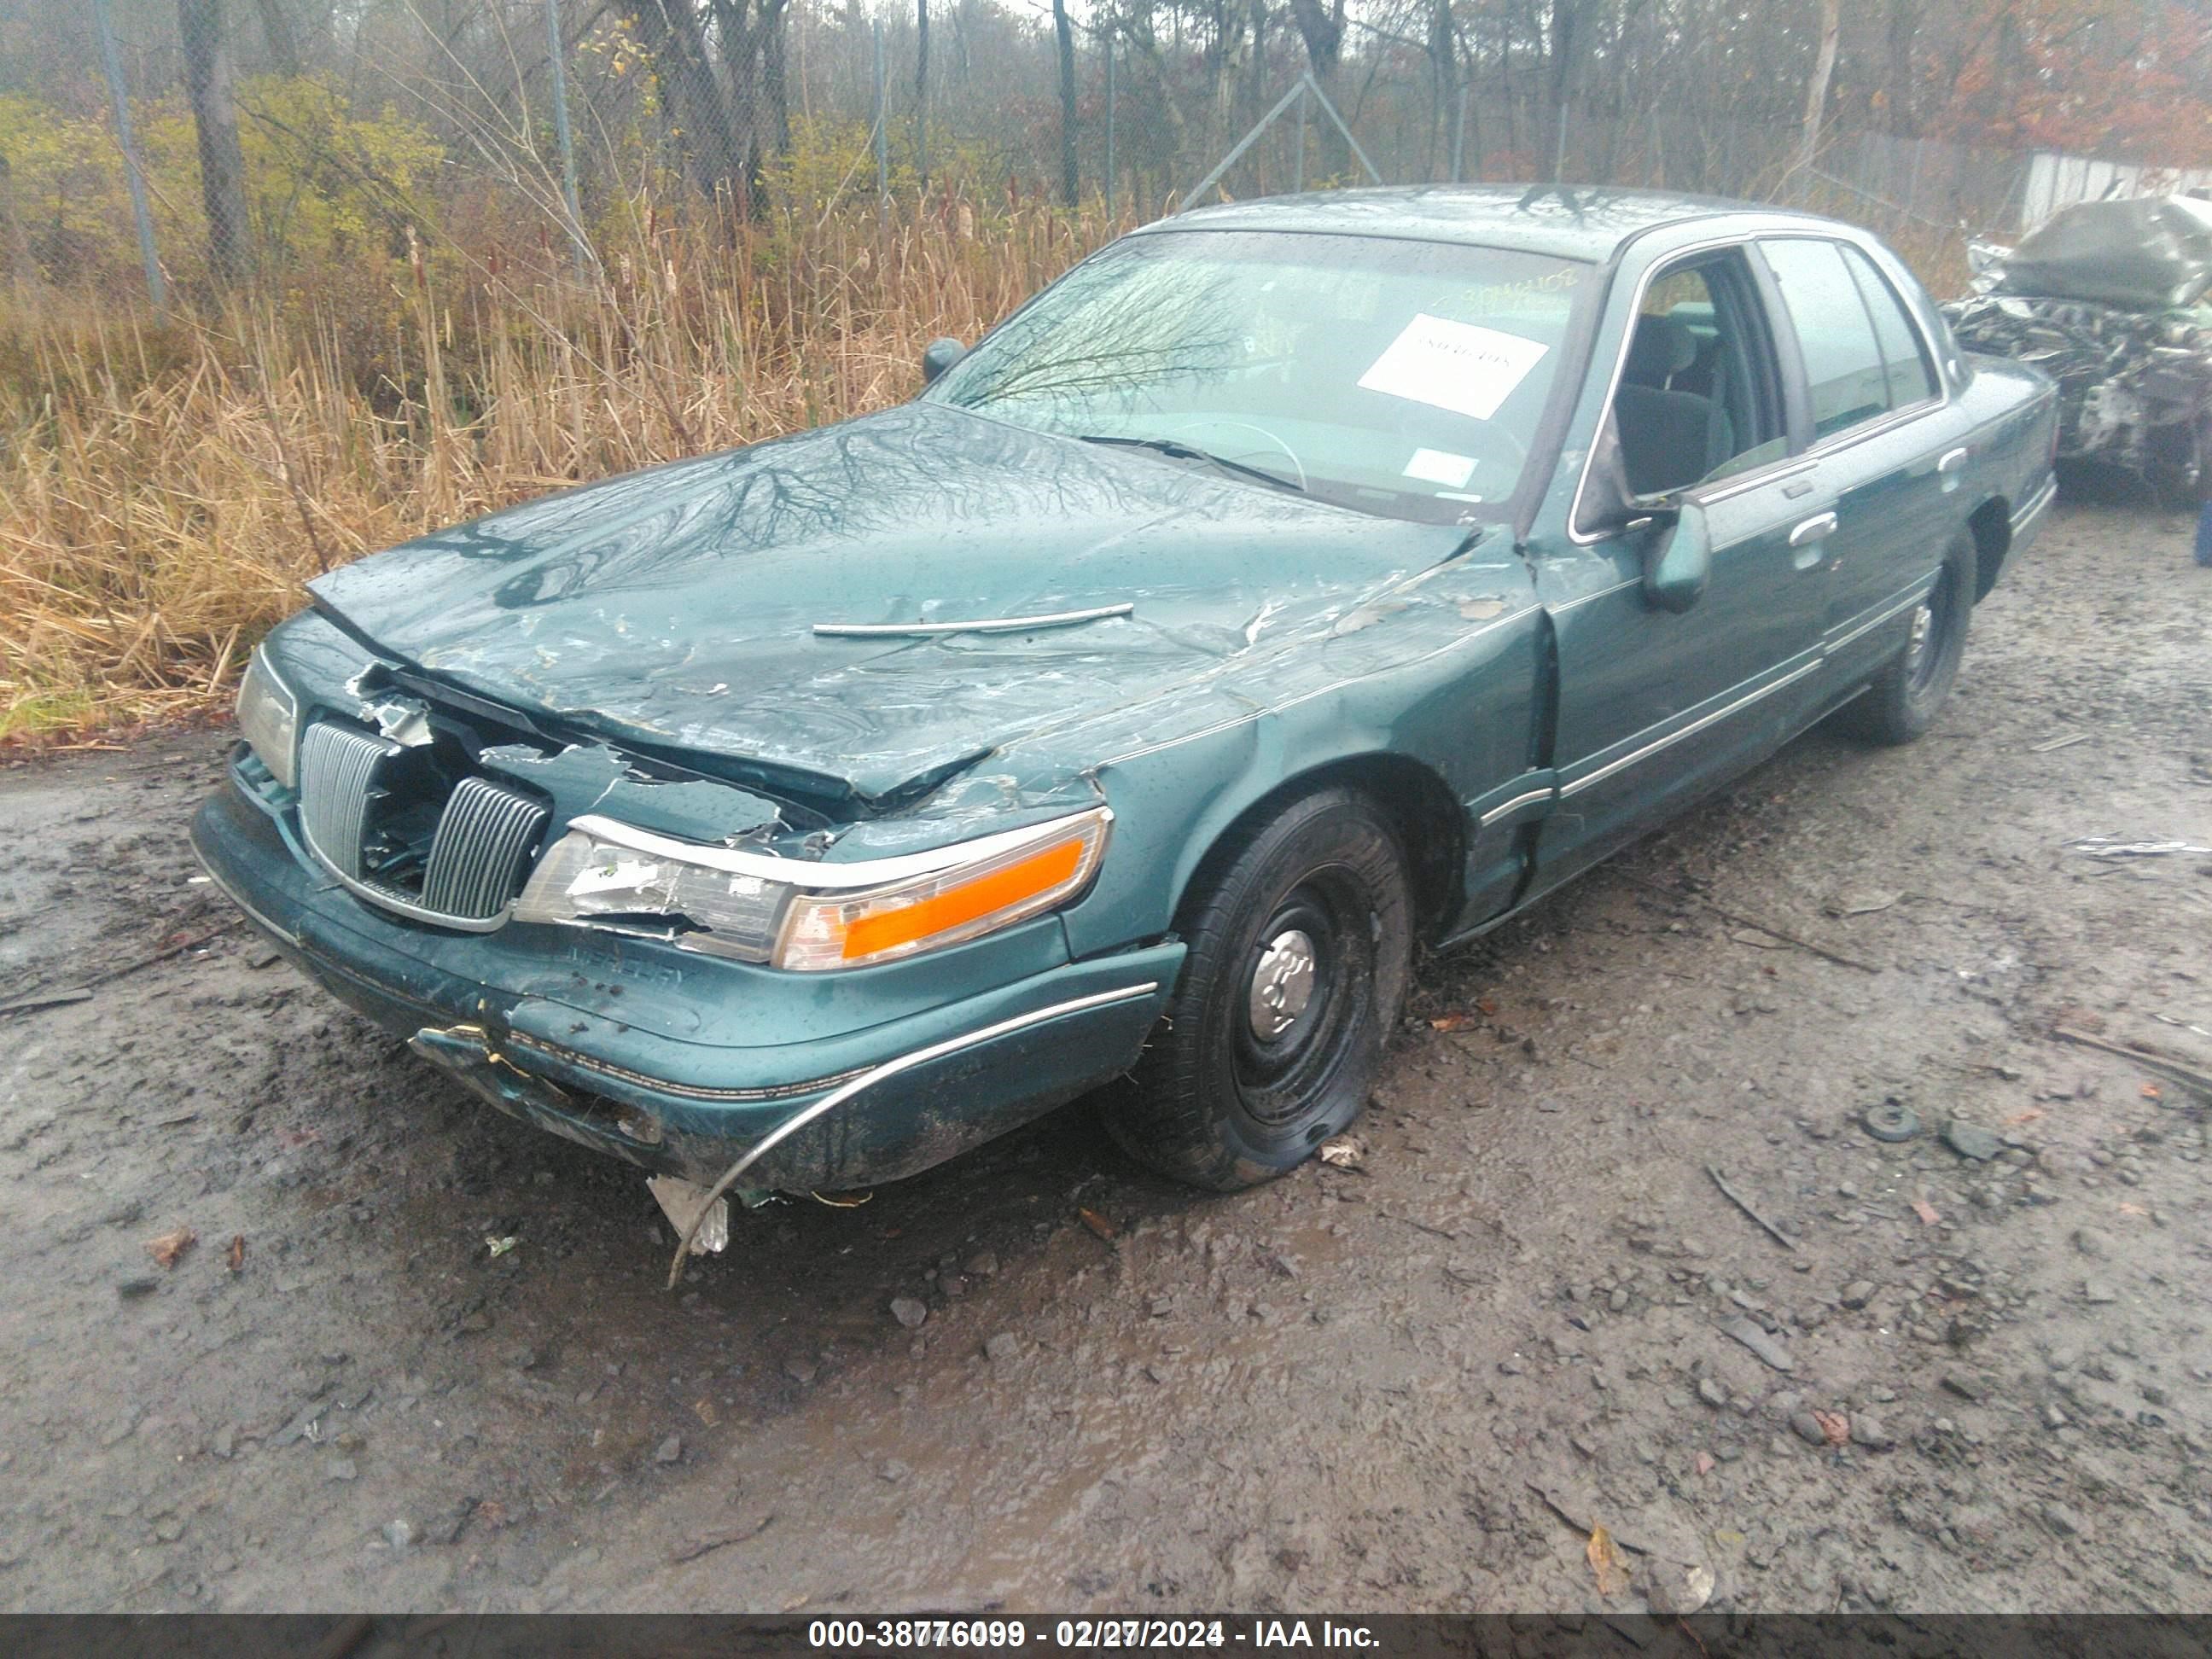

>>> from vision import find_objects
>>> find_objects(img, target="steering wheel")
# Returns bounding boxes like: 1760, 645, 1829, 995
1159, 417, 1309, 492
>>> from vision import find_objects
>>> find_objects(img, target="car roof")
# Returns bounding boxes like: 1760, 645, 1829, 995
1138, 184, 1843, 263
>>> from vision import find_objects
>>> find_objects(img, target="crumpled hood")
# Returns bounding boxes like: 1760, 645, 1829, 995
309, 402, 1472, 801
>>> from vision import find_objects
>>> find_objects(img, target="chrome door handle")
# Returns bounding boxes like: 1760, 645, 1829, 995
1788, 512, 1837, 549
1937, 446, 1970, 474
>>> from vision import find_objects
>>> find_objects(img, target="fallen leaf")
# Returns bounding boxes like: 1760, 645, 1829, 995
1586, 1524, 1629, 1598
225, 1234, 246, 1272
1912, 1196, 1942, 1226
148, 1227, 196, 1268
1317, 1137, 1365, 1170
1813, 1408, 1850, 1447
2117, 1202, 2148, 1217
2140, 1083, 2162, 1101
1077, 1208, 1117, 1242
486, 1235, 518, 1257
1476, 998, 1499, 1016
692, 1397, 719, 1427
1429, 1011, 1476, 1032
1695, 1451, 1715, 1476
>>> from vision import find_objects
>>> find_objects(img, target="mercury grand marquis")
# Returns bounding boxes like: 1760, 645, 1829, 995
194, 187, 2059, 1249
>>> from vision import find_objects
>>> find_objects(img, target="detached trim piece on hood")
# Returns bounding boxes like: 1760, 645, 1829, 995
812, 603, 1134, 637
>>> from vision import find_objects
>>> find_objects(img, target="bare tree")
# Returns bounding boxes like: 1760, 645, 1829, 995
917, 0, 930, 191
1881, 0, 1918, 136
1547, 0, 1580, 177
1287, 0, 1345, 173
179, 0, 253, 286
626, 0, 744, 199
1052, 0, 1076, 204
252, 0, 301, 75
1796, 0, 1842, 174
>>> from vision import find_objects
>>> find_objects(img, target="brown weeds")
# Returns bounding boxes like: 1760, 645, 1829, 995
0, 198, 1129, 742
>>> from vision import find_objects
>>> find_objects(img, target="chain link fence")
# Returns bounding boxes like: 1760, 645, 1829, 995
9, 0, 2199, 317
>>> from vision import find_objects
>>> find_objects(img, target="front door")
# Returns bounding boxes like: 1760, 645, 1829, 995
1531, 245, 1829, 894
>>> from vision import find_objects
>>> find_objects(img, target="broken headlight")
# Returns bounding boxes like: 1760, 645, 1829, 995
235, 646, 300, 790
513, 808, 1110, 971
513, 831, 788, 960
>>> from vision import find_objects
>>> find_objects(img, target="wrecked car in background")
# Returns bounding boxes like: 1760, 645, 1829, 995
195, 187, 2056, 1254
1947, 195, 2212, 500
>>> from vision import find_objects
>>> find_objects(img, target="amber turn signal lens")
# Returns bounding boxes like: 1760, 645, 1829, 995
773, 809, 1110, 971
841, 836, 1084, 962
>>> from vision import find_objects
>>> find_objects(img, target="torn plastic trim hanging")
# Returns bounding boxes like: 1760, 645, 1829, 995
663, 979, 1163, 1284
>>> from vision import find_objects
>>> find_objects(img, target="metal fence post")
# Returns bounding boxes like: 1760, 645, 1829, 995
544, 0, 588, 280
92, 0, 166, 317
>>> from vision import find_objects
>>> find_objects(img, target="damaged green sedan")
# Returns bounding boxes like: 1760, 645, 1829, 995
195, 188, 2058, 1232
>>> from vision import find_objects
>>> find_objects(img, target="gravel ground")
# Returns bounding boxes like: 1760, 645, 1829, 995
2, 498, 2209, 1615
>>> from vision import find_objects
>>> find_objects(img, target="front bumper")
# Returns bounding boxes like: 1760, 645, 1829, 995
192, 769, 1182, 1190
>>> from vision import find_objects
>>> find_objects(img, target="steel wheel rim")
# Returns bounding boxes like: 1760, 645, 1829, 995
1904, 569, 1953, 696
1248, 927, 1319, 1041
1231, 870, 1371, 1127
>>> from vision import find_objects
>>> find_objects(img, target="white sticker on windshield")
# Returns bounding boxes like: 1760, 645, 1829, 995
1402, 448, 1477, 488
1358, 315, 1549, 422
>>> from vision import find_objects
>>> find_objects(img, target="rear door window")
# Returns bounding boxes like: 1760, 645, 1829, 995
1760, 238, 1892, 439
1840, 246, 1939, 407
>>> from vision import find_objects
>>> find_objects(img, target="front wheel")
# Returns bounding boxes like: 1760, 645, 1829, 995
1838, 535, 1973, 747
1103, 787, 1413, 1191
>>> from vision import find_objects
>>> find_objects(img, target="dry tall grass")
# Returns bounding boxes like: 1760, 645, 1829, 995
1, 189, 1963, 746
0, 199, 1129, 743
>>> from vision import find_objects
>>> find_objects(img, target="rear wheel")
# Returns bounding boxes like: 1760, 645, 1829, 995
1104, 787, 1412, 1191
1838, 535, 1972, 746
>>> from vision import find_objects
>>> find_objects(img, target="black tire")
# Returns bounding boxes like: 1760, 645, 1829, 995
1104, 787, 1413, 1191
1837, 535, 1973, 747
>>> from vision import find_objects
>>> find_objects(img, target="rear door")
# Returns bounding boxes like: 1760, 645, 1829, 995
1533, 244, 1830, 892
1755, 236, 1972, 684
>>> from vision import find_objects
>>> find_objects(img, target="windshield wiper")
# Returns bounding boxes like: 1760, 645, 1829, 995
1077, 434, 1305, 495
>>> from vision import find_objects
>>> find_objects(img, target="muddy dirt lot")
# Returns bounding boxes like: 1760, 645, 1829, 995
2, 500, 2209, 1616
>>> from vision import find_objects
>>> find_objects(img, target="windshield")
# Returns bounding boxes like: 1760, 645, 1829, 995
925, 230, 1595, 523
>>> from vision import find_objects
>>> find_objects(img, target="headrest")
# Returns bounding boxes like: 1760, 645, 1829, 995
1626, 314, 1697, 381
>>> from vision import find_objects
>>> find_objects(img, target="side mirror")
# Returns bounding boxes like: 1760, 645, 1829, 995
921, 336, 967, 384
1640, 503, 1710, 613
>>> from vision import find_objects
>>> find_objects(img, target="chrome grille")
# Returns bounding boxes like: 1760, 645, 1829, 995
298, 721, 400, 882
295, 719, 549, 931
421, 777, 550, 922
